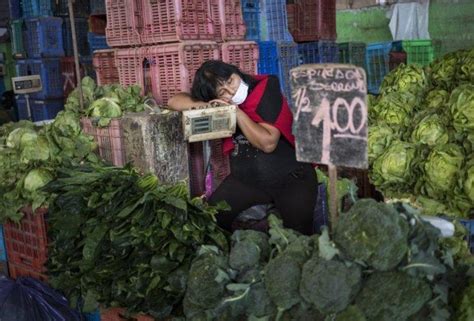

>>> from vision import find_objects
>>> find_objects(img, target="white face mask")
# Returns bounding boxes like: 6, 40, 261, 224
231, 80, 249, 105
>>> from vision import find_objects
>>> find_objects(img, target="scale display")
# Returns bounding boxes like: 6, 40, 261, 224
12, 75, 42, 94
183, 105, 237, 142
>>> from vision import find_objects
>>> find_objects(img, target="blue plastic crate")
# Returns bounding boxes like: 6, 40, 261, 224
298, 41, 339, 64
55, 0, 90, 17
9, 0, 23, 20
460, 219, 474, 254
257, 41, 279, 76
366, 42, 392, 94
88, 32, 109, 54
22, 0, 54, 17
18, 97, 64, 121
0, 225, 7, 262
83, 311, 101, 321
63, 18, 89, 57
90, 0, 105, 15
262, 0, 293, 41
242, 0, 260, 41
276, 41, 299, 105
25, 17, 64, 58
23, 58, 63, 99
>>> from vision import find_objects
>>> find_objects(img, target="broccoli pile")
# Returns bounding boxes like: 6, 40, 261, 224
181, 199, 473, 321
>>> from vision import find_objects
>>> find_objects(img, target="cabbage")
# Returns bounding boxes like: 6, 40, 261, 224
373, 92, 417, 130
368, 124, 395, 163
371, 140, 417, 192
6, 127, 37, 149
422, 144, 464, 199
23, 168, 54, 193
410, 114, 449, 146
430, 52, 459, 90
456, 48, 474, 83
424, 89, 450, 110
450, 84, 474, 134
380, 64, 427, 97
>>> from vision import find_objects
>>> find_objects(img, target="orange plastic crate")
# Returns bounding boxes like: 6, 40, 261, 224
4, 207, 48, 271
141, 0, 218, 44
105, 0, 142, 47
8, 262, 48, 282
220, 40, 259, 75
81, 118, 126, 167
93, 49, 120, 86
145, 41, 220, 104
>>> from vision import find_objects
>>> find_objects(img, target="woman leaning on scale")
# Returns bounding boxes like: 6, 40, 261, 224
168, 60, 318, 235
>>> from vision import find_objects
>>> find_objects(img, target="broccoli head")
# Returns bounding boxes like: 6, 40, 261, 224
299, 257, 362, 314
334, 199, 409, 271
335, 305, 367, 321
231, 229, 271, 260
229, 241, 262, 272
355, 272, 432, 321
183, 249, 230, 317
264, 253, 302, 311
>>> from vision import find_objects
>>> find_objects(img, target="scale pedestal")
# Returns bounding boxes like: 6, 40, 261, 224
12, 75, 43, 124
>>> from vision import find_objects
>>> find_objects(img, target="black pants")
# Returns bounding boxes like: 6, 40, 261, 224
208, 164, 318, 235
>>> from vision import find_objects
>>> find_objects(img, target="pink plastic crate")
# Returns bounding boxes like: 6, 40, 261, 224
115, 47, 145, 91
145, 41, 220, 104
93, 49, 120, 86
105, 0, 142, 47
81, 118, 126, 166
220, 41, 259, 75
208, 139, 231, 195
188, 142, 206, 198
210, 0, 246, 41
140, 0, 218, 44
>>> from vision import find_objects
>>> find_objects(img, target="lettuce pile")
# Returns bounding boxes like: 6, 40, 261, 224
368, 49, 474, 218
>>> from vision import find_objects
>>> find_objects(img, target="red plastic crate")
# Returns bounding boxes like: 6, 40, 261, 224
288, 0, 337, 42
389, 51, 407, 71
4, 207, 48, 271
145, 41, 220, 104
188, 142, 206, 198
81, 118, 126, 167
60, 57, 94, 97
220, 41, 259, 75
89, 14, 107, 34
208, 139, 231, 195
93, 49, 120, 86
105, 0, 142, 47
8, 262, 48, 282
115, 47, 145, 92
141, 0, 218, 45
100, 308, 154, 321
211, 0, 246, 41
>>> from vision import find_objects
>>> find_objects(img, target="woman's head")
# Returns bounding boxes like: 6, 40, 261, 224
191, 60, 252, 103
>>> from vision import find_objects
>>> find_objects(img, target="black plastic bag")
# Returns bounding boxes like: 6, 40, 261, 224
313, 183, 329, 234
0, 275, 82, 321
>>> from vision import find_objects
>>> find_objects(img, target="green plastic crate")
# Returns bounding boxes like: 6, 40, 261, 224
402, 40, 434, 66
0, 43, 15, 91
11, 19, 26, 59
338, 42, 367, 70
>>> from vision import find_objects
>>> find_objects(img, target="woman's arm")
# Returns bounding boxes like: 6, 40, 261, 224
167, 92, 209, 111
236, 108, 281, 153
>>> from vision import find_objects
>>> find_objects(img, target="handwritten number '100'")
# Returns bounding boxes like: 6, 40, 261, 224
313, 97, 366, 135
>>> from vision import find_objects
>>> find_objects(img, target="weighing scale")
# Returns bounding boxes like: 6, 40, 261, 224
11, 75, 43, 122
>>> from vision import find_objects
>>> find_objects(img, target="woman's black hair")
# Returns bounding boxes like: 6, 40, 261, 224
191, 60, 254, 102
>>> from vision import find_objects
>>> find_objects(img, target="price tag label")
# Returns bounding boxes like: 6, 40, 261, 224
290, 64, 368, 169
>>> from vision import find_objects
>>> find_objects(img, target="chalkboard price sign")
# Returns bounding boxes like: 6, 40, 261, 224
290, 64, 368, 169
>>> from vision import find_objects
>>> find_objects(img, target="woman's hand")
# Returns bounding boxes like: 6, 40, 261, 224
209, 99, 230, 106
236, 109, 280, 153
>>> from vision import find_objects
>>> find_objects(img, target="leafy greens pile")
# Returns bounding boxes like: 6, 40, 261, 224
368, 49, 474, 218
45, 164, 228, 319
65, 76, 148, 126
177, 199, 473, 321
0, 111, 98, 222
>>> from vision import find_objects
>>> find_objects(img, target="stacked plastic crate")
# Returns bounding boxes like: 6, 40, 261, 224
365, 42, 392, 94
13, 0, 66, 122
389, 40, 435, 70
56, 0, 95, 97
256, 0, 298, 104
286, 0, 338, 83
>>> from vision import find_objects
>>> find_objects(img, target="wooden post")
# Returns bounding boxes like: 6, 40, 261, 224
67, 0, 84, 111
328, 163, 338, 228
